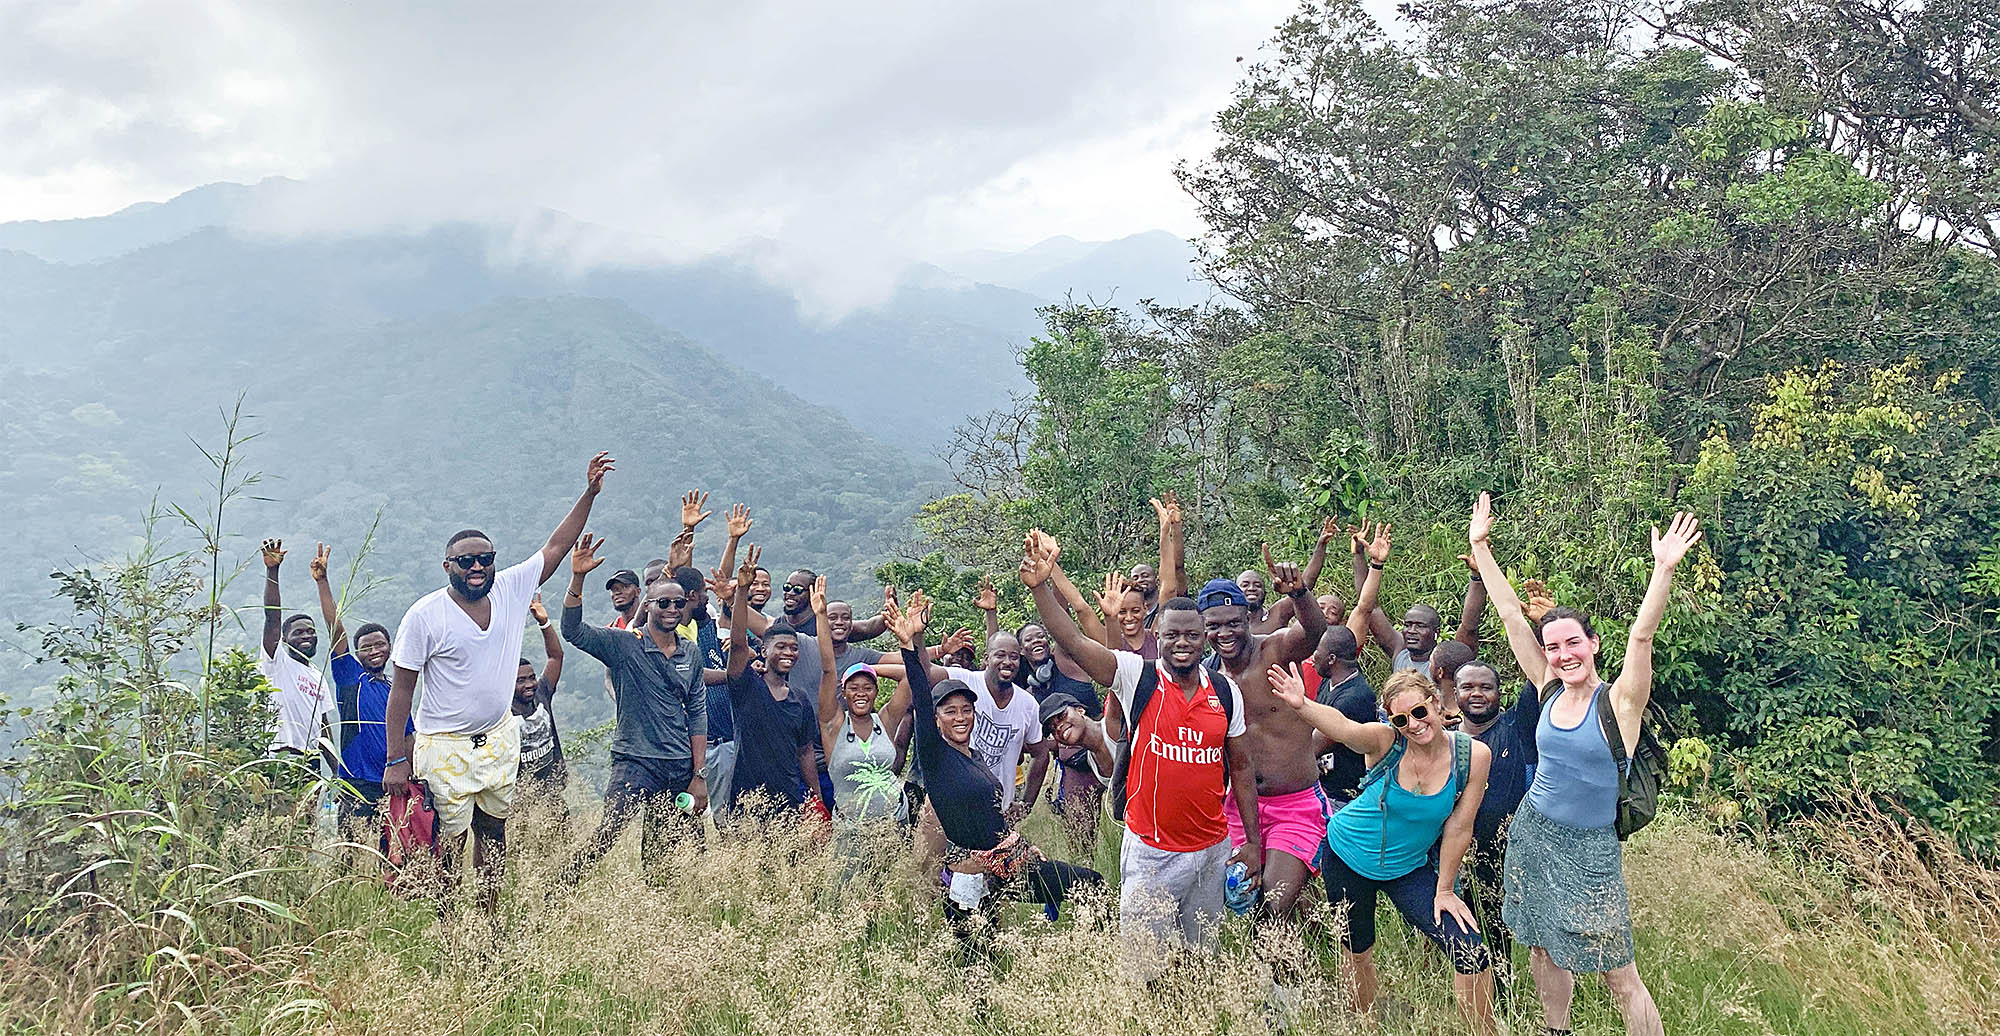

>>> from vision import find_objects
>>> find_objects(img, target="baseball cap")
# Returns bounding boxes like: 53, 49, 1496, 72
931, 678, 977, 706
1038, 691, 1084, 734
840, 662, 878, 684
1197, 578, 1249, 611
604, 569, 641, 590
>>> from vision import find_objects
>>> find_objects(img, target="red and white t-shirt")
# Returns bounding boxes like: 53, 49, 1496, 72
1109, 651, 1247, 852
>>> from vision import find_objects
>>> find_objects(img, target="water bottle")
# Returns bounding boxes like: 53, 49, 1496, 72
1225, 861, 1259, 915
674, 791, 697, 814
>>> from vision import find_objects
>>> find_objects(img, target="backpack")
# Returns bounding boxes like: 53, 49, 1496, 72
381, 781, 440, 894
1538, 678, 1669, 841
1108, 659, 1236, 823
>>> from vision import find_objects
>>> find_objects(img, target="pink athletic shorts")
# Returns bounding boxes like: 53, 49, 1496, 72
1224, 783, 1330, 873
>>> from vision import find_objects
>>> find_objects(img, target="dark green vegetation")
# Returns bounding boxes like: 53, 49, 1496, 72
900, 0, 2000, 846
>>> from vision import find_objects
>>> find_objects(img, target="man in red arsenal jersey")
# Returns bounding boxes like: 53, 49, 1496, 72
1021, 530, 1261, 969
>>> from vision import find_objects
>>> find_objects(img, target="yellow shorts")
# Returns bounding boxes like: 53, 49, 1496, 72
414, 714, 521, 838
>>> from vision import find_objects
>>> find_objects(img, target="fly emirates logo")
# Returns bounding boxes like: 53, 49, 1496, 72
1146, 706, 1225, 766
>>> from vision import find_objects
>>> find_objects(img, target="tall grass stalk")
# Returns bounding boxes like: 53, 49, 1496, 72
170, 395, 266, 753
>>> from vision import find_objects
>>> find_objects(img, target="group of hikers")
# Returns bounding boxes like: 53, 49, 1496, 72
256, 452, 1702, 1036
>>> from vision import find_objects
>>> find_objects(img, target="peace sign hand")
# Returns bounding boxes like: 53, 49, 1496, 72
309, 543, 331, 581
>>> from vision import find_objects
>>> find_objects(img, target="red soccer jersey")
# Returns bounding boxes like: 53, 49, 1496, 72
1117, 657, 1244, 852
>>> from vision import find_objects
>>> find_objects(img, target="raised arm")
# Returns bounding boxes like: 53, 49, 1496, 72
726, 545, 763, 679
1021, 530, 1121, 686
1355, 521, 1401, 659
1093, 570, 1132, 651
1152, 492, 1189, 602
1348, 523, 1390, 648
883, 587, 940, 767
846, 611, 888, 641
1466, 492, 1548, 688
1613, 512, 1703, 730
811, 577, 843, 755
1302, 516, 1338, 592
308, 542, 348, 657
1049, 564, 1107, 643
539, 452, 614, 584
1263, 545, 1328, 663
976, 576, 1001, 641
1454, 554, 1487, 651
1268, 662, 1395, 757
259, 538, 286, 657
531, 594, 563, 690
559, 534, 623, 662
715, 504, 751, 598
1433, 740, 1491, 936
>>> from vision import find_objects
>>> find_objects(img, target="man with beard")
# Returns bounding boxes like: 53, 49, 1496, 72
560, 534, 707, 881
604, 568, 644, 630
383, 452, 613, 911
309, 543, 412, 832
1023, 531, 1262, 965
983, 572, 1106, 856
723, 546, 821, 815
1196, 543, 1344, 922
257, 539, 336, 767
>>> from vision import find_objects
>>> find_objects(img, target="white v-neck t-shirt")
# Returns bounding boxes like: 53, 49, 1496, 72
392, 557, 542, 736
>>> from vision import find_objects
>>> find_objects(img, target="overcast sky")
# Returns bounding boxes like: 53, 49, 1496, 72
1, 1, 1371, 306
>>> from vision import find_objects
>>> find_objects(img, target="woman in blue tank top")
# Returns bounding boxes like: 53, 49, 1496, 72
1270, 665, 1497, 1036
1466, 492, 1702, 1036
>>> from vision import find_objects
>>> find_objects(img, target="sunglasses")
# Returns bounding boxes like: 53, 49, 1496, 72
448, 551, 497, 570
1389, 698, 1437, 729
653, 596, 688, 610
783, 583, 810, 595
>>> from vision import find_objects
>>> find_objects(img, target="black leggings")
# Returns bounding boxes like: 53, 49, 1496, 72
942, 858, 1103, 933
1322, 850, 1490, 975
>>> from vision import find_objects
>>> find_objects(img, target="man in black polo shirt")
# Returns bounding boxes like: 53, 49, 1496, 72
559, 534, 707, 882
1458, 657, 1539, 1001
1307, 626, 1376, 807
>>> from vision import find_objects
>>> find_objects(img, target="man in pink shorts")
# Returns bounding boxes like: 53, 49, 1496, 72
1199, 537, 1384, 920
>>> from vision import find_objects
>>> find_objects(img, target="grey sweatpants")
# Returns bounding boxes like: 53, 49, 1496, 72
1119, 829, 1231, 973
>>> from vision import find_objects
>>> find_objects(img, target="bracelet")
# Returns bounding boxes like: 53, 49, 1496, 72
1287, 587, 1311, 598
1369, 561, 1384, 570
538, 621, 552, 630
385, 755, 409, 767
1469, 573, 1484, 583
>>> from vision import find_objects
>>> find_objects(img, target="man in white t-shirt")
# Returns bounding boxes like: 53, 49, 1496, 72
257, 539, 337, 764
383, 452, 614, 911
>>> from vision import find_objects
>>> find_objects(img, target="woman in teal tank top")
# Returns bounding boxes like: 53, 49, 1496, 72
1271, 665, 1496, 1036
1467, 492, 1702, 1036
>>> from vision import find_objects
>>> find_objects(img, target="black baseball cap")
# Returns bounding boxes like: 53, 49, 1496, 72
1039, 691, 1084, 734
932, 678, 977, 707
604, 569, 641, 590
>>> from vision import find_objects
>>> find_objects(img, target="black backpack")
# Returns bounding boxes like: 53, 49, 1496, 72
1538, 678, 1669, 840
1108, 659, 1236, 822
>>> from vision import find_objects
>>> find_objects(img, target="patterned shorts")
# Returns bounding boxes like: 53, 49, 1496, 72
413, 714, 522, 838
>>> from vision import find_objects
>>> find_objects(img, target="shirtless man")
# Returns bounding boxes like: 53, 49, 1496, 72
1205, 540, 1382, 920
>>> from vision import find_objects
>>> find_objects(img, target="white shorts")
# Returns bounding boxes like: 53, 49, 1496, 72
414, 714, 521, 839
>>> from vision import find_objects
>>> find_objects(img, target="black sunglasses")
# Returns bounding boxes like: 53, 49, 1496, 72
653, 596, 689, 610
782, 583, 810, 594
448, 551, 497, 570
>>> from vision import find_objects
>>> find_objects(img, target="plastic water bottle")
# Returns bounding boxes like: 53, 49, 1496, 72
674, 791, 697, 814
1225, 861, 1259, 915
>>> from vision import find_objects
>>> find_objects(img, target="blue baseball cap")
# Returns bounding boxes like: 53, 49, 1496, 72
840, 662, 878, 683
1197, 578, 1250, 611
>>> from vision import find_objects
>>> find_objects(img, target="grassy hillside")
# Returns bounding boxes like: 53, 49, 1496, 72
3, 799, 1992, 1035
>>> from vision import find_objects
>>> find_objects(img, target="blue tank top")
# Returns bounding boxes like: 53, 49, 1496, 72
1325, 746, 1461, 881
1526, 683, 1621, 829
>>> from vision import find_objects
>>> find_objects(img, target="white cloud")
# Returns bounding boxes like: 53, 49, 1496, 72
0, 0, 1308, 308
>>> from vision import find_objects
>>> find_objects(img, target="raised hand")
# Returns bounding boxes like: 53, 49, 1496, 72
883, 587, 930, 649
529, 593, 549, 625
1319, 517, 1340, 547
809, 575, 829, 616
1018, 529, 1059, 588
1652, 511, 1704, 568
585, 452, 615, 494
1367, 522, 1394, 565
667, 528, 695, 571
940, 627, 975, 660
975, 576, 999, 612
725, 503, 753, 539
572, 533, 608, 575
1149, 490, 1184, 528
1264, 543, 1306, 596
1468, 491, 1495, 545
1096, 570, 1130, 616
680, 489, 712, 531
736, 544, 762, 591
261, 538, 286, 569
309, 542, 331, 581
1522, 578, 1556, 623
1266, 662, 1309, 710
1348, 519, 1372, 556
709, 564, 736, 603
